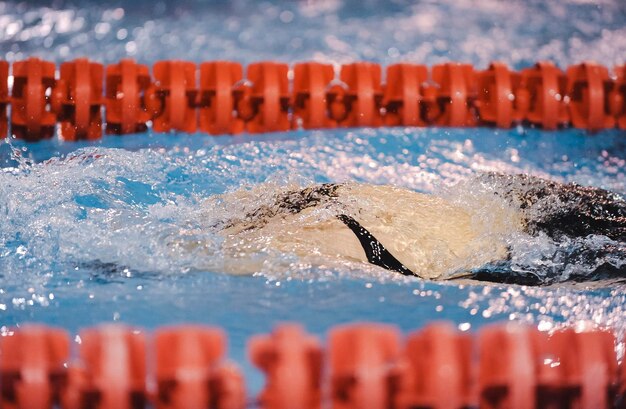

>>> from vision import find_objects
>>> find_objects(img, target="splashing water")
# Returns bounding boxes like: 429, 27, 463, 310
1, 128, 624, 277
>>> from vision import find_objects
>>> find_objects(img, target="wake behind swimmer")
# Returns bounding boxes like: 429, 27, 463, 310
183, 173, 626, 286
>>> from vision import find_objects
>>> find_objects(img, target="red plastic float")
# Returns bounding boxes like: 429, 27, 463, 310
566, 62, 615, 131
396, 323, 474, 409
155, 326, 245, 409
236, 62, 290, 133
10, 57, 57, 140
105, 59, 152, 135
0, 325, 69, 409
63, 325, 147, 409
519, 61, 569, 130
249, 324, 323, 409
475, 62, 521, 128
148, 60, 197, 133
609, 64, 626, 129
548, 329, 618, 409
328, 323, 401, 409
292, 62, 335, 129
336, 62, 383, 128
198, 61, 244, 135
478, 324, 545, 409
382, 63, 428, 127
55, 58, 104, 141
426, 62, 477, 127
0, 60, 8, 137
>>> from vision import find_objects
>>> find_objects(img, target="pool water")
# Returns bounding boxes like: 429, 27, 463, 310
1, 0, 625, 394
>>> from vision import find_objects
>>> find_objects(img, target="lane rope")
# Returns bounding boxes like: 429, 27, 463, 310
2, 58, 625, 142
0, 321, 623, 408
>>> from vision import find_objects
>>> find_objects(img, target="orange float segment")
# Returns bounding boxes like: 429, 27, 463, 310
520, 61, 569, 130
241, 62, 290, 133
478, 324, 543, 409
549, 329, 618, 409
396, 323, 474, 409
0, 325, 69, 409
338, 62, 383, 128
292, 62, 335, 129
69, 325, 147, 409
199, 61, 244, 135
0, 60, 8, 137
382, 63, 428, 127
475, 61, 519, 128
609, 64, 626, 130
530, 333, 565, 405
566, 62, 615, 132
105, 59, 152, 135
10, 57, 57, 140
329, 323, 401, 409
429, 62, 477, 127
249, 324, 323, 409
56, 58, 104, 141
149, 60, 197, 134
154, 326, 227, 409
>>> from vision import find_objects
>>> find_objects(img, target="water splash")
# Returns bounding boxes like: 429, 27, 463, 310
1, 129, 624, 286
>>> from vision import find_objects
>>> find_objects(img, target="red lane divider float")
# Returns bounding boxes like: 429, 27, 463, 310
56, 58, 104, 141
155, 326, 245, 409
566, 62, 615, 132
475, 62, 520, 128
199, 61, 244, 135
425, 63, 477, 127
337, 62, 383, 128
0, 321, 624, 408
293, 62, 335, 129
10, 57, 57, 141
2, 57, 626, 141
329, 323, 401, 409
611, 64, 626, 129
239, 62, 291, 134
249, 324, 322, 409
63, 325, 148, 409
396, 323, 474, 409
479, 325, 545, 409
148, 60, 198, 134
104, 59, 151, 135
0, 325, 69, 409
382, 63, 428, 127
519, 61, 570, 130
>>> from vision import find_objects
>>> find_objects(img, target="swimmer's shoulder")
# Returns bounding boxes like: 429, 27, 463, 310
336, 182, 459, 213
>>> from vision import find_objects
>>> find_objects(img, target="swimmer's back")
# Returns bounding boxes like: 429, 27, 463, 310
221, 183, 520, 279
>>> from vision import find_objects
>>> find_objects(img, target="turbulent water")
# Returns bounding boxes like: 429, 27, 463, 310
1, 128, 625, 286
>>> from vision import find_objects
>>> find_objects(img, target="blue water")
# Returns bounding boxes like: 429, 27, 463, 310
1, 0, 625, 394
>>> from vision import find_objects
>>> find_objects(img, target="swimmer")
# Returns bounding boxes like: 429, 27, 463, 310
185, 173, 626, 285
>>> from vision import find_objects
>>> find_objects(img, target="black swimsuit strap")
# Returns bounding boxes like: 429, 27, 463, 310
337, 214, 416, 277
